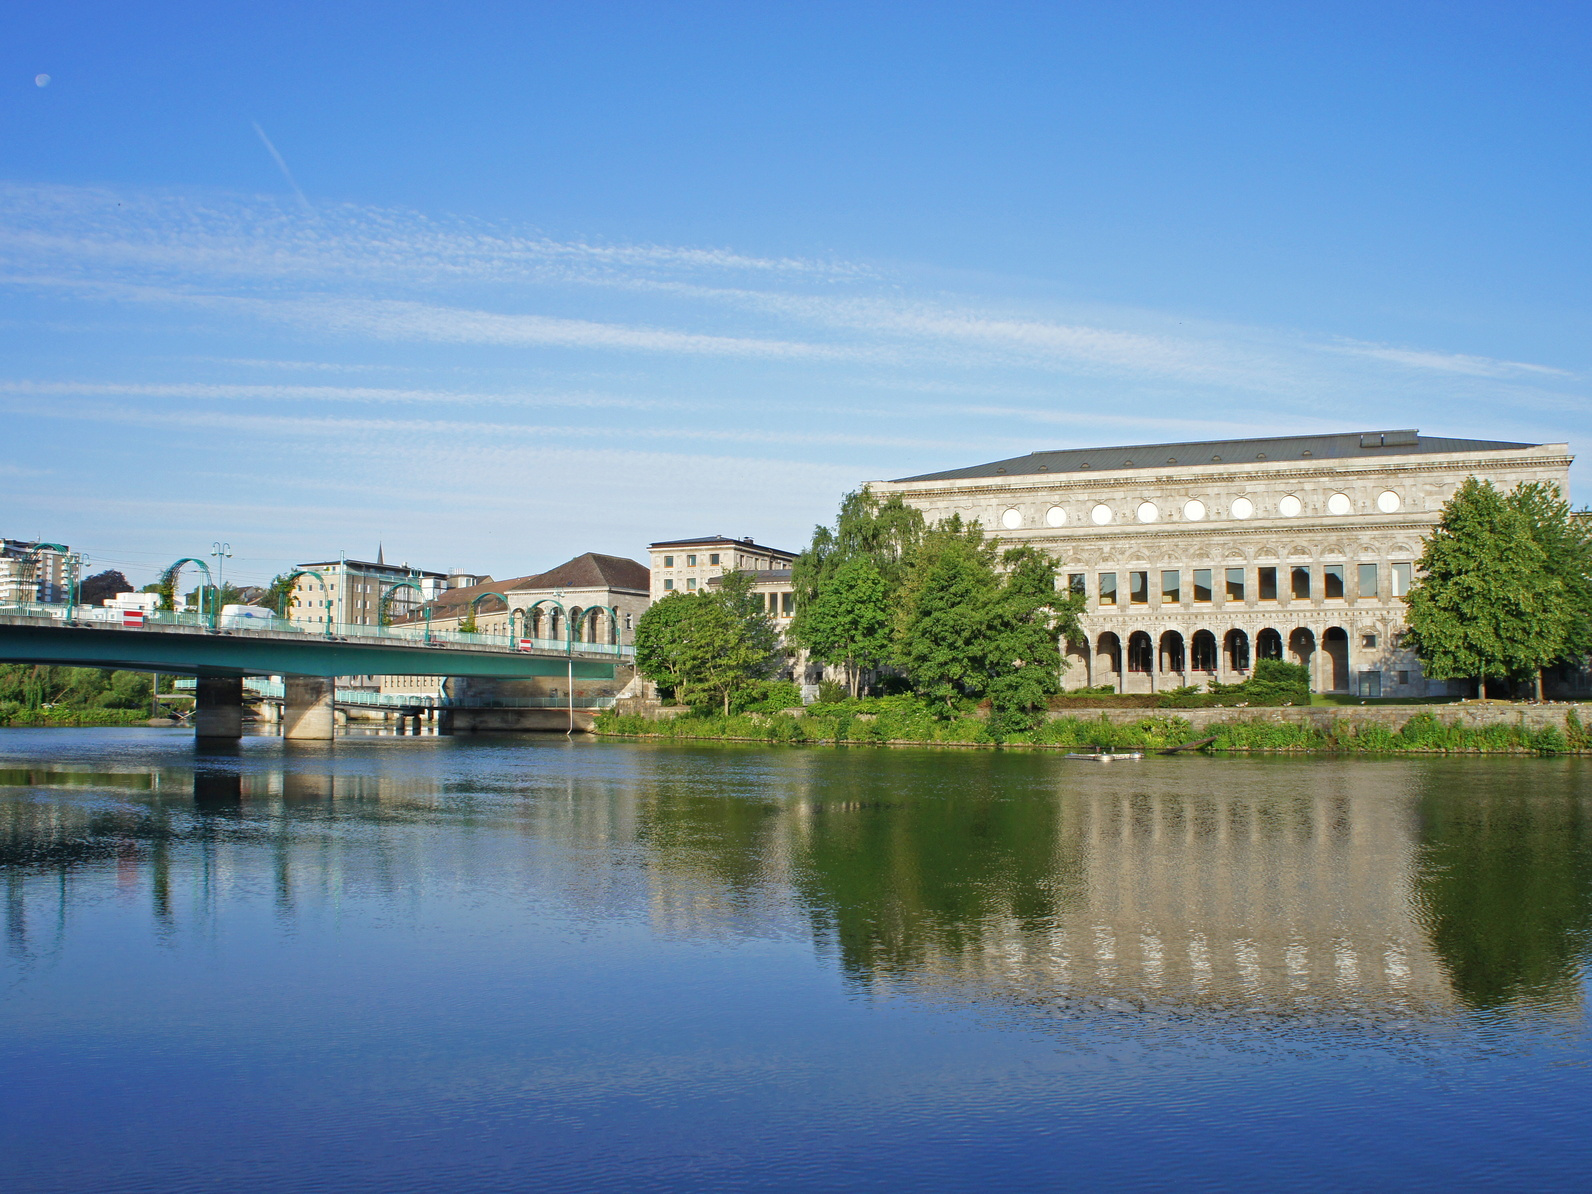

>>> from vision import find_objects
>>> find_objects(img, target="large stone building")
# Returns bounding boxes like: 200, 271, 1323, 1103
871, 429, 1573, 697
648, 536, 796, 601
419, 552, 651, 645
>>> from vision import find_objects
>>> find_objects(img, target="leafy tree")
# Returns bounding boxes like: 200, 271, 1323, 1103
264, 571, 297, 616
1506, 482, 1592, 666
634, 572, 782, 712
791, 487, 926, 620
797, 556, 893, 697
77, 570, 133, 606
893, 519, 1001, 710
1406, 478, 1576, 694
981, 546, 1083, 733
634, 593, 697, 699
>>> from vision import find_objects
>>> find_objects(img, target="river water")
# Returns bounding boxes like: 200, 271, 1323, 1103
2, 729, 1590, 1192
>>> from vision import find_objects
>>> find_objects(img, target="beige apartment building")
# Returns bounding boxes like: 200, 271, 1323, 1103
871, 429, 1573, 698
648, 536, 796, 601
286, 555, 447, 630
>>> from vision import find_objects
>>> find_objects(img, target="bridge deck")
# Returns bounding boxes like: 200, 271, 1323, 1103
0, 606, 631, 679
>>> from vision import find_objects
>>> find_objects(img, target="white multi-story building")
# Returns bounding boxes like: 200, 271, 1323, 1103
0, 539, 70, 604
871, 429, 1573, 697
647, 536, 796, 601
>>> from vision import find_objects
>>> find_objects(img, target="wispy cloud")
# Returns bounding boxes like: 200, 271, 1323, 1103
251, 124, 315, 217
2, 178, 1586, 580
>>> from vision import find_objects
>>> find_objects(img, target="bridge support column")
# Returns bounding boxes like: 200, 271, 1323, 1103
194, 676, 244, 740
283, 676, 336, 741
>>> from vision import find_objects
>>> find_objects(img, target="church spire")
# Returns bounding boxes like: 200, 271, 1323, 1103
377, 542, 384, 566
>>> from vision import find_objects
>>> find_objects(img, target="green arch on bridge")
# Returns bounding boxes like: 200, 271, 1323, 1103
162, 557, 215, 628
465, 590, 509, 626
277, 569, 331, 635
380, 579, 433, 641
24, 543, 76, 615
524, 598, 570, 652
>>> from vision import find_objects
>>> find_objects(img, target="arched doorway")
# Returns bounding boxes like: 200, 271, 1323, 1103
1159, 630, 1185, 675
1256, 628, 1283, 661
1226, 629, 1250, 673
1191, 630, 1218, 673
1323, 627, 1349, 691
1096, 632, 1122, 692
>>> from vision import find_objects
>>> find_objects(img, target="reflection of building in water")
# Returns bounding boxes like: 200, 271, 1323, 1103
901, 783, 1455, 1017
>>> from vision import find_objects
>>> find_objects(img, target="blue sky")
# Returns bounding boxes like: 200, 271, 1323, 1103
4, 2, 1589, 591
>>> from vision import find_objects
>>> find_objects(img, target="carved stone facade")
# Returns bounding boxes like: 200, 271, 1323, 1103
871, 430, 1573, 696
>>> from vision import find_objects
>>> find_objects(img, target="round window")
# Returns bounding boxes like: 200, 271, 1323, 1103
1001, 508, 1023, 530
1376, 490, 1401, 513
1091, 503, 1113, 525
1327, 493, 1352, 516
1183, 499, 1206, 521
1278, 495, 1302, 517
1045, 505, 1067, 527
1136, 501, 1159, 523
1230, 496, 1255, 519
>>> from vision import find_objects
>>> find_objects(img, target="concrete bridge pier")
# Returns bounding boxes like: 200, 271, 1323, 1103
282, 676, 336, 741
194, 676, 245, 740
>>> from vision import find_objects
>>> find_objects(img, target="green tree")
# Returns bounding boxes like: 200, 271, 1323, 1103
1506, 481, 1592, 672
893, 519, 1001, 710
981, 546, 1082, 733
1406, 478, 1577, 695
264, 571, 297, 616
791, 487, 926, 621
634, 572, 782, 713
634, 593, 697, 699
797, 556, 893, 697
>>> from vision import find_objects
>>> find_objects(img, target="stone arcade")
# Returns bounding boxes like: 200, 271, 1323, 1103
871, 430, 1573, 697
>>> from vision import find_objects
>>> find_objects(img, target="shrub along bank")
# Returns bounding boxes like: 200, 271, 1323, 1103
596, 697, 1583, 754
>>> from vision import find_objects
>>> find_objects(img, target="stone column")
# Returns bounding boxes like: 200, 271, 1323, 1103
194, 676, 244, 740
283, 676, 336, 741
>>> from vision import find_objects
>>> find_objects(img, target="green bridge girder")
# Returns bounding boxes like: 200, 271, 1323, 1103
0, 618, 620, 680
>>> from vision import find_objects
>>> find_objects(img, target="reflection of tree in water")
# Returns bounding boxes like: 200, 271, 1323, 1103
1414, 772, 1592, 1010
637, 751, 1085, 981
795, 788, 1085, 983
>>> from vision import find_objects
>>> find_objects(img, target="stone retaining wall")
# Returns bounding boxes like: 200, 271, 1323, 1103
1047, 702, 1592, 734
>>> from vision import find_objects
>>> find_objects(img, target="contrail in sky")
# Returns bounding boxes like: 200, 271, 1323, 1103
252, 122, 315, 215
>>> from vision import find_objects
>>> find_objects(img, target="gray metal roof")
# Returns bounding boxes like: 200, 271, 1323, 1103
890, 430, 1541, 483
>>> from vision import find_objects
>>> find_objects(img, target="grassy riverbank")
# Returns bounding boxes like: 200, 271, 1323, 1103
0, 706, 154, 728
596, 698, 1582, 754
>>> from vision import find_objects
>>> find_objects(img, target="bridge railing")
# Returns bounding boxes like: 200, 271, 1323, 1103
0, 602, 634, 659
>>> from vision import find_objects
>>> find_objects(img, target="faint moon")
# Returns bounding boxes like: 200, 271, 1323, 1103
35, 74, 50, 87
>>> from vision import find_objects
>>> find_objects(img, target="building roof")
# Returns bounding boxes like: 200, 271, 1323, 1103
296, 559, 447, 577
889, 430, 1543, 483
530, 552, 651, 592
649, 535, 796, 557
707, 569, 793, 587
401, 552, 651, 621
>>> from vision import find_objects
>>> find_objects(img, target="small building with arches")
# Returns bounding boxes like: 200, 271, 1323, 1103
871, 430, 1573, 697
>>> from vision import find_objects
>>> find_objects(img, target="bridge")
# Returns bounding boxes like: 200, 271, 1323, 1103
0, 601, 633, 741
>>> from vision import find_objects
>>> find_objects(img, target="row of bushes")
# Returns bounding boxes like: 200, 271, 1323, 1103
0, 703, 152, 728
597, 703, 1580, 754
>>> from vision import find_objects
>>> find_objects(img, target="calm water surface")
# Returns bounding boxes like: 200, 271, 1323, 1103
3, 729, 1591, 1192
